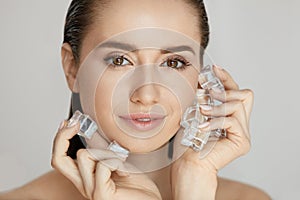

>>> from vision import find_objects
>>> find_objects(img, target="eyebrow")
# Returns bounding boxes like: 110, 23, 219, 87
98, 41, 136, 51
163, 46, 195, 55
97, 41, 195, 55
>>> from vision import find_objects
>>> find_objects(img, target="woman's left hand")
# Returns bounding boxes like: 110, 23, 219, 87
171, 66, 254, 200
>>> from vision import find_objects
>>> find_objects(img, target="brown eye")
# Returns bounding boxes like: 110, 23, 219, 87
104, 54, 132, 67
113, 56, 125, 66
161, 57, 188, 70
167, 60, 179, 68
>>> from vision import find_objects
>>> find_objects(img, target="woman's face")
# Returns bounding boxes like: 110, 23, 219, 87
74, 0, 202, 153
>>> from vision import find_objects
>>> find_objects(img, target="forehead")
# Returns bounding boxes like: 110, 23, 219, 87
96, 28, 201, 55
81, 0, 201, 59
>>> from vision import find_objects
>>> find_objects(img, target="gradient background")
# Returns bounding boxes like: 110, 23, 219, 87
0, 0, 299, 199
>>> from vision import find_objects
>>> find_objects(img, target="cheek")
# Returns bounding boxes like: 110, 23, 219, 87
95, 72, 116, 114
95, 84, 112, 117
94, 70, 124, 139
186, 67, 199, 90
159, 88, 183, 132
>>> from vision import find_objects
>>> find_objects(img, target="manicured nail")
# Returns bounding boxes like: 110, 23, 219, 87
118, 171, 130, 177
214, 65, 223, 70
58, 120, 65, 130
212, 87, 223, 93
200, 105, 212, 111
198, 122, 210, 129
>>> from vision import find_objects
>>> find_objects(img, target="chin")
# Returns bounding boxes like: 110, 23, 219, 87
121, 130, 178, 154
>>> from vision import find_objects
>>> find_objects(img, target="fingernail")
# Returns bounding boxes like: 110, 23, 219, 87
118, 171, 130, 177
214, 65, 223, 70
198, 122, 210, 129
200, 105, 212, 111
58, 120, 65, 130
212, 87, 223, 93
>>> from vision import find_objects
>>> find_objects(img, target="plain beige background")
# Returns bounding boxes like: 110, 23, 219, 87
1, 0, 299, 199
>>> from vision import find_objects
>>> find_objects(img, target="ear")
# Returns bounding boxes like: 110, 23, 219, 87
61, 43, 79, 93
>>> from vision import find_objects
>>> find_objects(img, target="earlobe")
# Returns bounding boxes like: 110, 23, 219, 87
61, 43, 79, 93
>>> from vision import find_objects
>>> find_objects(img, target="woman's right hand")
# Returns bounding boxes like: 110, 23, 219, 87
170, 66, 254, 199
51, 120, 161, 200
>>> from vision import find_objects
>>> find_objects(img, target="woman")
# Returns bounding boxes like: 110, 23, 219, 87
0, 0, 271, 199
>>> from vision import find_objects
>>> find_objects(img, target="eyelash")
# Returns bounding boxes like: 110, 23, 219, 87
104, 53, 191, 70
104, 53, 133, 68
161, 55, 191, 71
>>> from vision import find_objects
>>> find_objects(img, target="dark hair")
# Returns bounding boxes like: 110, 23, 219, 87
64, 0, 210, 158
64, 0, 209, 65
184, 0, 210, 51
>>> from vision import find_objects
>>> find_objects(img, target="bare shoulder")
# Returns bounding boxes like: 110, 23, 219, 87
0, 170, 86, 200
216, 177, 272, 200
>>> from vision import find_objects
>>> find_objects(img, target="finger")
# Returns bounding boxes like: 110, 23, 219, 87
87, 148, 130, 176
213, 65, 239, 90
200, 117, 247, 140
52, 120, 80, 157
76, 149, 97, 199
87, 148, 127, 162
209, 89, 254, 121
77, 147, 130, 198
200, 100, 248, 131
101, 158, 131, 177
51, 121, 87, 197
207, 117, 252, 169
94, 162, 114, 200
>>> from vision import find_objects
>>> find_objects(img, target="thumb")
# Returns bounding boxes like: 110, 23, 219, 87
94, 162, 115, 199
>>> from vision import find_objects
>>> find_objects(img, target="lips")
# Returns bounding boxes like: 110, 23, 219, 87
119, 113, 166, 131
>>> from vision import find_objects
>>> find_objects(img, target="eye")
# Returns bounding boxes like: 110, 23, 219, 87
165, 59, 183, 68
104, 54, 133, 67
160, 56, 191, 70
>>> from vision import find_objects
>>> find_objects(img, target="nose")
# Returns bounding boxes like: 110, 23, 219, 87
130, 84, 160, 107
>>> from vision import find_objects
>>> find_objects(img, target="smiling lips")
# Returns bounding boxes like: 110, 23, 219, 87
119, 113, 166, 131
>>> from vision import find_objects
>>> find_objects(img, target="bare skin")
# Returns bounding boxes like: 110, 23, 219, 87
0, 170, 271, 200
0, 0, 272, 199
